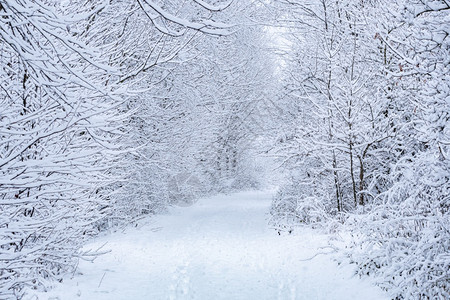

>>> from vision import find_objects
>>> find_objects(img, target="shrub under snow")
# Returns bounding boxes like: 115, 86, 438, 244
269, 184, 330, 232
341, 154, 449, 299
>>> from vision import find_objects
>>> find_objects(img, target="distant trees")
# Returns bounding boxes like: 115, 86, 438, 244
194, 22, 276, 192
105, 1, 275, 214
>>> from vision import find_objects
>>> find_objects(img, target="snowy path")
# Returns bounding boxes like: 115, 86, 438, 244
29, 191, 388, 300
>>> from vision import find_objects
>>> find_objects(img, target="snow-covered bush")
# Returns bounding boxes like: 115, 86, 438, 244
269, 184, 330, 231
168, 172, 204, 206
343, 153, 449, 299
341, 1, 450, 297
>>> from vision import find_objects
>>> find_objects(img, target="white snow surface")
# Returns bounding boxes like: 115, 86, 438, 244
28, 191, 389, 300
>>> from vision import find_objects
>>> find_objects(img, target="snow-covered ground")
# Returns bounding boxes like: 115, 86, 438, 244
27, 191, 389, 300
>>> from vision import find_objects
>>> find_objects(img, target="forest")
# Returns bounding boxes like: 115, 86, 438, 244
0, 0, 448, 299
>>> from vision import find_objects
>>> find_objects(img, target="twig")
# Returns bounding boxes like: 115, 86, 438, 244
98, 272, 106, 288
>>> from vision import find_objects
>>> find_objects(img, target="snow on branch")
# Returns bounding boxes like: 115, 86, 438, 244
192, 0, 233, 11
137, 0, 234, 36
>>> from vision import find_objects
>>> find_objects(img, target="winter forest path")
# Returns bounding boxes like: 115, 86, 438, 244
30, 191, 388, 300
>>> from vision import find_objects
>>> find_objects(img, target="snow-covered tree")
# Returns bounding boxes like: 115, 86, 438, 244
269, 0, 396, 225
268, 0, 449, 297
345, 1, 450, 298
0, 0, 127, 296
